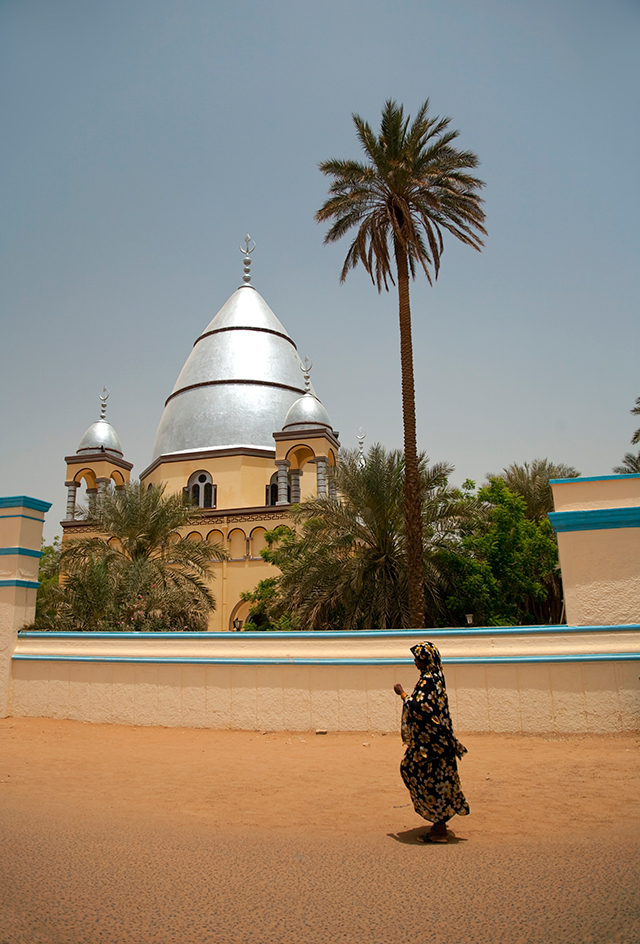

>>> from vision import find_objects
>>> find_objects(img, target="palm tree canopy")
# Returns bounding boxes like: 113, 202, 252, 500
613, 451, 640, 475
631, 396, 640, 445
56, 481, 227, 630
263, 446, 479, 630
495, 459, 580, 522
316, 99, 486, 290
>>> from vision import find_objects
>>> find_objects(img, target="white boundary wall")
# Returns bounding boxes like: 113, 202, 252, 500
10, 626, 640, 733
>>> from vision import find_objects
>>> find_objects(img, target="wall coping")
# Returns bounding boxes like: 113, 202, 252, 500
14, 624, 640, 666
550, 473, 640, 484
0, 496, 52, 512
18, 624, 640, 640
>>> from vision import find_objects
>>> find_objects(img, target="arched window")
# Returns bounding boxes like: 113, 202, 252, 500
250, 528, 267, 559
228, 529, 247, 560
265, 471, 290, 506
187, 470, 217, 508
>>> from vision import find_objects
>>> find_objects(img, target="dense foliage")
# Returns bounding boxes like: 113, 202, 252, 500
439, 479, 561, 626
29, 481, 226, 632
242, 449, 576, 630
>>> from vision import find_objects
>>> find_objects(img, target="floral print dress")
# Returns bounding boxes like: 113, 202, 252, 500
400, 642, 470, 823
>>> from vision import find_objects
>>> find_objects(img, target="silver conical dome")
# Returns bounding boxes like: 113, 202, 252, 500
151, 284, 315, 460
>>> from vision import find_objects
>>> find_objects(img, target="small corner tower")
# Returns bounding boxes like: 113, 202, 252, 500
63, 388, 132, 525
272, 359, 340, 504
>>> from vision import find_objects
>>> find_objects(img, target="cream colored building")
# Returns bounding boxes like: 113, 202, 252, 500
61, 244, 339, 630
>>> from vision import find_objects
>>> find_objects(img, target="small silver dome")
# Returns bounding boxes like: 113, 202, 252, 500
76, 420, 124, 456
282, 392, 332, 432
151, 284, 316, 459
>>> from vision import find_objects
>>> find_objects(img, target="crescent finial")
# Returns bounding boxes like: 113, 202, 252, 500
240, 234, 256, 283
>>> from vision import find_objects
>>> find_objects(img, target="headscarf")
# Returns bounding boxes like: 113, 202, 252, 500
410, 641, 443, 673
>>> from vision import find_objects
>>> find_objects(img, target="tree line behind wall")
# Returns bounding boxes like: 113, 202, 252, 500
241, 449, 578, 631
32, 451, 576, 632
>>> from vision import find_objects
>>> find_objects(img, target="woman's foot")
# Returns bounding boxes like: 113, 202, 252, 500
417, 823, 449, 844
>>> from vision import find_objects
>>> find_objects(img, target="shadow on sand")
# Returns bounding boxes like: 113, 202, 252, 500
387, 826, 468, 845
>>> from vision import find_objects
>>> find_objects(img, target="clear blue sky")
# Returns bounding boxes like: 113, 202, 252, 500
1, 0, 639, 539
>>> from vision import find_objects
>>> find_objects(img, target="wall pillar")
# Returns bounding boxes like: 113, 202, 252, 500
0, 496, 50, 717
65, 481, 78, 520
275, 460, 290, 505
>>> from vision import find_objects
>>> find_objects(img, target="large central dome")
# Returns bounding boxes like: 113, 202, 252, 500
151, 284, 315, 460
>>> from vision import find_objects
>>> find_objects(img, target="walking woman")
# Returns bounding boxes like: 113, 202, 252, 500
394, 642, 469, 843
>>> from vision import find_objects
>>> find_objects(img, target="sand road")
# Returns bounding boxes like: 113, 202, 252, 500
1, 718, 639, 944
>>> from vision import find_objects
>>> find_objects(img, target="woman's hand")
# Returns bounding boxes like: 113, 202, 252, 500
393, 683, 406, 697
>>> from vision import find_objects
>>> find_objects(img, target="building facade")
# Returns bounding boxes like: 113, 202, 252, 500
61, 244, 339, 630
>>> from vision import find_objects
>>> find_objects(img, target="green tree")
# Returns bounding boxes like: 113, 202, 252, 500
491, 459, 579, 622
34, 537, 61, 622
257, 446, 478, 631
316, 99, 486, 629
240, 578, 299, 631
441, 479, 560, 626
30, 481, 227, 631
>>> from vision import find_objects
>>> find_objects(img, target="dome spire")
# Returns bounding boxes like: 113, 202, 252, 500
99, 386, 109, 421
300, 357, 312, 392
240, 233, 255, 284
357, 426, 366, 465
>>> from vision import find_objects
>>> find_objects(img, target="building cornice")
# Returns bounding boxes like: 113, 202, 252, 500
140, 446, 276, 480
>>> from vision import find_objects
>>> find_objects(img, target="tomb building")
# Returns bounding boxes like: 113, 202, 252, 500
61, 239, 339, 630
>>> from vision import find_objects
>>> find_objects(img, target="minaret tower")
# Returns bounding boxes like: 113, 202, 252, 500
62, 388, 132, 527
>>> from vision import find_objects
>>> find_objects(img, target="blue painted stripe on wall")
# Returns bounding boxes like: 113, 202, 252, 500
0, 514, 50, 524
0, 579, 40, 589
548, 507, 640, 532
17, 624, 640, 640
550, 474, 640, 484
11, 652, 640, 666
0, 547, 43, 558
0, 496, 51, 512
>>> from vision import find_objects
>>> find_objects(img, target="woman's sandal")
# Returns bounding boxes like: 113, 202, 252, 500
417, 830, 448, 844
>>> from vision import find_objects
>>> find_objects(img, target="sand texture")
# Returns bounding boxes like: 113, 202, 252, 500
1, 718, 639, 943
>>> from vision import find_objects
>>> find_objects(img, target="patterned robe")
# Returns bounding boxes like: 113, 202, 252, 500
400, 642, 470, 822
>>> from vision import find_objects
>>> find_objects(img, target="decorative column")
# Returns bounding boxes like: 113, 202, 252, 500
275, 460, 290, 505
96, 478, 110, 508
316, 457, 327, 497
86, 488, 98, 517
290, 469, 301, 504
65, 481, 78, 520
328, 470, 337, 501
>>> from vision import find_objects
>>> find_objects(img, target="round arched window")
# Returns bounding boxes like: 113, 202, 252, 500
187, 471, 216, 508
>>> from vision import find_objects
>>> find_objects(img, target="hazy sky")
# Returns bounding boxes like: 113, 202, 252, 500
1, 0, 639, 540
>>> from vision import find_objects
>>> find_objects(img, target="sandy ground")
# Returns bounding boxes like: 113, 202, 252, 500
1, 718, 639, 944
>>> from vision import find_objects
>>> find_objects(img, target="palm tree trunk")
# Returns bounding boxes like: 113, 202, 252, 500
394, 239, 426, 628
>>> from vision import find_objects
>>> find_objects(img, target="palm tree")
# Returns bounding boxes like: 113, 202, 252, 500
631, 396, 640, 445
496, 459, 580, 521
39, 481, 226, 631
613, 452, 640, 474
316, 99, 486, 628
262, 445, 478, 631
